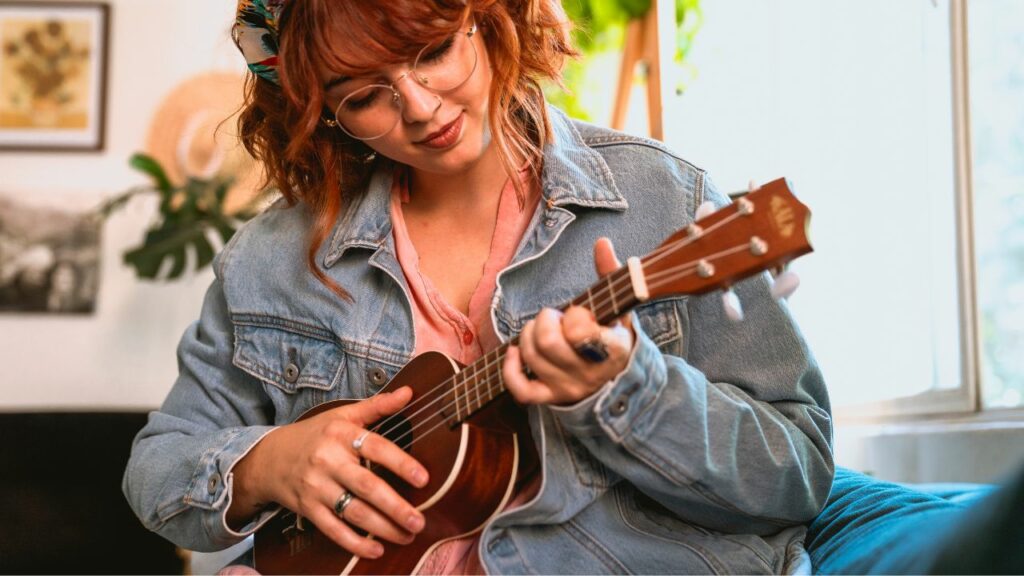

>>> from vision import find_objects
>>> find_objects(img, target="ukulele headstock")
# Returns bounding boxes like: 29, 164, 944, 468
640, 178, 812, 300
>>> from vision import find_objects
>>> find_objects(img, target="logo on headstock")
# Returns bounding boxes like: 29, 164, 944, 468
770, 196, 795, 238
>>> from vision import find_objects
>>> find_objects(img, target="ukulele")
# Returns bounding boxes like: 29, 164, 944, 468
253, 178, 813, 575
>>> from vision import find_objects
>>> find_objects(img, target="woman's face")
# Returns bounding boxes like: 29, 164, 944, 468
322, 24, 493, 177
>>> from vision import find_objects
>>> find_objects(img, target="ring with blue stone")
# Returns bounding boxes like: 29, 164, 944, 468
574, 334, 609, 363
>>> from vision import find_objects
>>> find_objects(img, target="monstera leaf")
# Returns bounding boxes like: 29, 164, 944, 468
100, 153, 262, 281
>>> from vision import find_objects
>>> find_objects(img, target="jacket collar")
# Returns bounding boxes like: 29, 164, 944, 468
324, 106, 626, 268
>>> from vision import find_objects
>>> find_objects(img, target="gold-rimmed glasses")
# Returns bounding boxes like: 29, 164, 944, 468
328, 24, 478, 141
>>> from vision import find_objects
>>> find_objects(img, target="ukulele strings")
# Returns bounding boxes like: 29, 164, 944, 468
644, 243, 754, 284
642, 207, 745, 270
363, 204, 747, 442
367, 236, 757, 456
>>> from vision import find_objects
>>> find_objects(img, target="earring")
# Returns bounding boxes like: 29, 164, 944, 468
362, 151, 377, 163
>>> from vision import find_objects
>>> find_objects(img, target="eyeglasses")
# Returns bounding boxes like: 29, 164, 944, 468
327, 24, 478, 141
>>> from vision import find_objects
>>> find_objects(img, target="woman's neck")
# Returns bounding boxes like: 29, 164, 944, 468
406, 143, 509, 216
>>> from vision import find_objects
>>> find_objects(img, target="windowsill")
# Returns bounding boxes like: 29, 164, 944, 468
834, 414, 1024, 484
836, 406, 1024, 427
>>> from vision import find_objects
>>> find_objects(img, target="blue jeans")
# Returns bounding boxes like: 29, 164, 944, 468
807, 465, 1023, 574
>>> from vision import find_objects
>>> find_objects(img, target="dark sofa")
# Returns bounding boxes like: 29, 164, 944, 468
0, 412, 183, 574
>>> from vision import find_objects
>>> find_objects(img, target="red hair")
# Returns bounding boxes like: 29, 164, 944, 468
238, 0, 577, 300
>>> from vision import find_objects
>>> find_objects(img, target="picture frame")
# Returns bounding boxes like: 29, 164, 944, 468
0, 1, 110, 152
0, 191, 102, 315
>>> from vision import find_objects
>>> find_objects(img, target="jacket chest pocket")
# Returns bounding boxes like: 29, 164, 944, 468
634, 296, 686, 357
232, 322, 347, 422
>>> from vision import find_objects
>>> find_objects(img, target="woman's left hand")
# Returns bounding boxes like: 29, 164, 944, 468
503, 238, 635, 406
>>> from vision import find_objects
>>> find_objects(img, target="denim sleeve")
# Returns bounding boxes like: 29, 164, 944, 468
551, 177, 834, 535
122, 249, 279, 552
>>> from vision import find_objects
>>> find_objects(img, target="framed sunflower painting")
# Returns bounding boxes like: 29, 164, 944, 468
0, 2, 109, 151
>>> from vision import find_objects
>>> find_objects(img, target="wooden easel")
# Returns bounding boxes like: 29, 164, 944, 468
611, 0, 673, 141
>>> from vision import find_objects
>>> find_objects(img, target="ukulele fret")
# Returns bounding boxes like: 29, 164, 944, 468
607, 275, 619, 316
455, 372, 464, 422
474, 361, 482, 412
496, 349, 505, 395
466, 364, 476, 414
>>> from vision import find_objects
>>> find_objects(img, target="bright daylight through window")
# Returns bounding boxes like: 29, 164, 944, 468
970, 0, 1024, 410
665, 0, 964, 415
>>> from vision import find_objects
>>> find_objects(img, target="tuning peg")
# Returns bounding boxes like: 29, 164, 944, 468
769, 270, 800, 300
722, 289, 744, 322
696, 201, 716, 221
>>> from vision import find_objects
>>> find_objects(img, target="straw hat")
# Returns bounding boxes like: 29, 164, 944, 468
144, 71, 265, 214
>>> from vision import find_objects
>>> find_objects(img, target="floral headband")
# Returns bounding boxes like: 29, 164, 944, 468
232, 0, 288, 85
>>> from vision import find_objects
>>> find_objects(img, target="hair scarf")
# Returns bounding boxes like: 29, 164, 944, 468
232, 0, 288, 85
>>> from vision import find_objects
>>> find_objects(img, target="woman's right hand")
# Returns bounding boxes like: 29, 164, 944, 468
227, 386, 429, 559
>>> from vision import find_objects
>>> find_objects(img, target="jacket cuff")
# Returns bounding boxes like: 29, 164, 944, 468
551, 315, 668, 441
183, 425, 280, 545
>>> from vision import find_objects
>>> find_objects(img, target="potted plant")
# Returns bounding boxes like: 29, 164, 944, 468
99, 153, 263, 280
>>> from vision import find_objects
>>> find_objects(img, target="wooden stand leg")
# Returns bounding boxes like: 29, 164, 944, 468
643, 4, 663, 141
612, 19, 644, 131
609, 0, 668, 141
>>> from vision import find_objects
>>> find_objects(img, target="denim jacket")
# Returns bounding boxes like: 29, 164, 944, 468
124, 107, 834, 574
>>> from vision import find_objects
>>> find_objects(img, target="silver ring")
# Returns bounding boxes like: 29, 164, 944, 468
352, 430, 371, 454
333, 491, 354, 517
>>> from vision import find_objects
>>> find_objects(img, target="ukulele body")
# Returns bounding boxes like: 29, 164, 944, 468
253, 351, 521, 575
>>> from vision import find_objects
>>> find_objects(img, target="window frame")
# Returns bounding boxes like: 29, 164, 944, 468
836, 0, 1023, 424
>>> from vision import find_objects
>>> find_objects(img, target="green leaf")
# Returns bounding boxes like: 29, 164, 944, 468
105, 150, 260, 280
96, 186, 150, 218
123, 219, 224, 280
620, 0, 651, 20
193, 233, 216, 271
210, 215, 238, 245
166, 245, 187, 279
213, 177, 235, 207
129, 153, 173, 195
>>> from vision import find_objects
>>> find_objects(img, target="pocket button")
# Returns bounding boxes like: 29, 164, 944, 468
368, 367, 388, 386
283, 363, 301, 383
610, 397, 629, 416
207, 474, 221, 494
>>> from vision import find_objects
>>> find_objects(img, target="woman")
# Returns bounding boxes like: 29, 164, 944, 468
124, 0, 834, 573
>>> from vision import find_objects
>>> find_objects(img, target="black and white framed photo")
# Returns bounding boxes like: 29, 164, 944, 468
0, 191, 101, 314
0, 2, 110, 151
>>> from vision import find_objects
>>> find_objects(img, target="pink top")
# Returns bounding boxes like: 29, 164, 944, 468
391, 167, 540, 575
390, 167, 540, 365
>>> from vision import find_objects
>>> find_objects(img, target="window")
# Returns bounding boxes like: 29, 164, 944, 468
969, 0, 1024, 411
648, 0, 1021, 418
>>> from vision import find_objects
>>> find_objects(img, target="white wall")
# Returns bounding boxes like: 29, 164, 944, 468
0, 0, 244, 410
